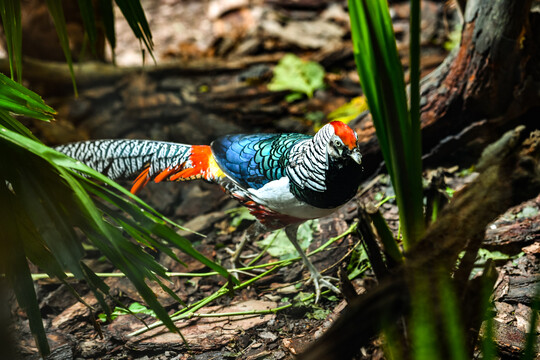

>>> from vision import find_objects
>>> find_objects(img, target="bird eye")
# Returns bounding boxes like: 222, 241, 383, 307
333, 140, 343, 148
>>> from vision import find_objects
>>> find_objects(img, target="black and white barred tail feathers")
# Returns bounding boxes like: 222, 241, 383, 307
56, 139, 191, 181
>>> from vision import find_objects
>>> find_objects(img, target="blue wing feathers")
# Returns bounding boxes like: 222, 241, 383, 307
211, 133, 310, 190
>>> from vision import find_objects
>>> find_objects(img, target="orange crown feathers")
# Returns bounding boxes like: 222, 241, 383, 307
329, 121, 358, 150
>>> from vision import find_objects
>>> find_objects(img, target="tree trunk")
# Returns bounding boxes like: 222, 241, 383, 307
420, 0, 540, 165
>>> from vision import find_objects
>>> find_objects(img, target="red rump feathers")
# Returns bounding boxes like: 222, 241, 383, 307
130, 145, 220, 194
168, 145, 212, 181
329, 121, 358, 150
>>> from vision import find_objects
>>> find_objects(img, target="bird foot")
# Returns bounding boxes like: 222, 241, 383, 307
306, 273, 340, 303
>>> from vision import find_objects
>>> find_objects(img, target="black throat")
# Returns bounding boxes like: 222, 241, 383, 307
290, 157, 363, 209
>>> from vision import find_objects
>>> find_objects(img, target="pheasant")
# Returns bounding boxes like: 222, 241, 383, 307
56, 121, 363, 301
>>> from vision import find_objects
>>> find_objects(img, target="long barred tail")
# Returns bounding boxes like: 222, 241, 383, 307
56, 139, 224, 193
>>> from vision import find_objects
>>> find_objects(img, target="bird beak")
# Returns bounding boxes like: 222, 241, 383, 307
349, 148, 362, 165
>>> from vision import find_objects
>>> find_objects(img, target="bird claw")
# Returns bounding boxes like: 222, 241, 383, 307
306, 273, 340, 303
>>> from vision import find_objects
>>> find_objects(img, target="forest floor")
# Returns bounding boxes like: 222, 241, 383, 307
7, 0, 539, 359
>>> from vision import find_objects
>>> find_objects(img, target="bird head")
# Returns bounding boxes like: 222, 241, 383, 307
326, 121, 362, 165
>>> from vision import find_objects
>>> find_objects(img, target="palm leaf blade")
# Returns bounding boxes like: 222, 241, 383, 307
45, 0, 78, 95
77, 0, 98, 52
348, 0, 424, 248
98, 0, 116, 62
0, 1, 22, 81
1, 184, 50, 357
114, 0, 154, 61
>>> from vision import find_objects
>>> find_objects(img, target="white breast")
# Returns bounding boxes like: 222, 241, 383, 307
246, 177, 339, 219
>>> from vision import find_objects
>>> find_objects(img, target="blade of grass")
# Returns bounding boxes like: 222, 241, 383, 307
0, 73, 56, 121
1, 127, 204, 344
98, 0, 116, 63
19, 173, 86, 276
77, 0, 98, 55
114, 0, 155, 62
357, 207, 389, 280
411, 273, 440, 360
94, 200, 183, 263
0, 1, 22, 81
407, 0, 424, 246
409, 0, 422, 192
348, 0, 425, 249
8, 247, 51, 356
438, 274, 468, 360
366, 204, 403, 265
1, 182, 50, 357
1, 126, 232, 283
80, 262, 112, 317
45, 0, 78, 96
76, 175, 232, 281
382, 323, 404, 360
0, 111, 39, 140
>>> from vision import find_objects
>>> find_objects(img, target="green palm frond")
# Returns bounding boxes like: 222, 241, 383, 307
114, 0, 154, 62
45, 0, 78, 95
348, 0, 424, 249
1, 0, 153, 87
77, 0, 98, 53
0, 72, 232, 358
0, 2, 189, 356
0, 1, 22, 82
98, 0, 117, 62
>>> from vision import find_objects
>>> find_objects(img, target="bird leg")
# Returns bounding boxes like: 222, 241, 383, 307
284, 224, 340, 302
230, 221, 266, 269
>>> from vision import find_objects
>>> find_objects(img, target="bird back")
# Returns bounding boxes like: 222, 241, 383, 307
211, 133, 310, 190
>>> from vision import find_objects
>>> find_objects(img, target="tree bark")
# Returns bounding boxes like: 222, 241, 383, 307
353, 0, 540, 178
420, 0, 540, 164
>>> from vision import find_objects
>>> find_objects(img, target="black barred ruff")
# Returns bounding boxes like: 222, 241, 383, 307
55, 139, 191, 180
286, 125, 331, 192
286, 126, 362, 209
